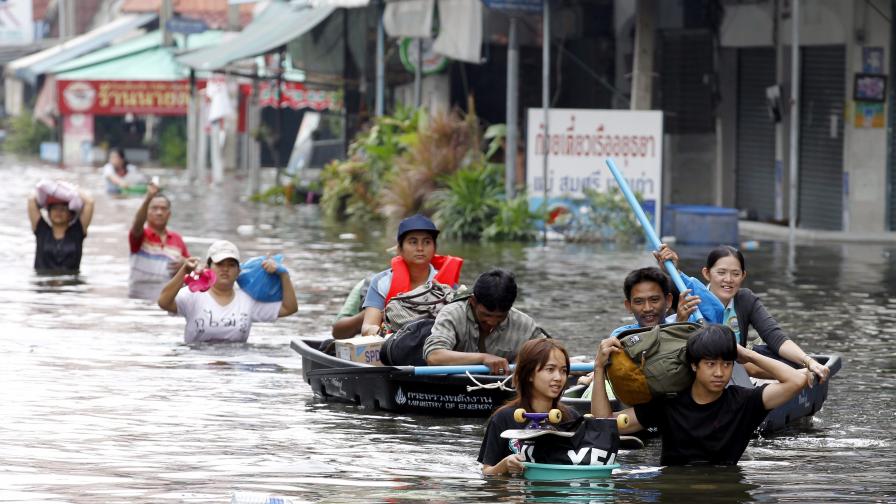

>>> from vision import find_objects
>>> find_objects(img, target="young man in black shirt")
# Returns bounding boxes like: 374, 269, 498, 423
591, 324, 811, 465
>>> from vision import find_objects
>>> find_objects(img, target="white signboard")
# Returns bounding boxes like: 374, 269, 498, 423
526, 108, 663, 230
0, 0, 33, 45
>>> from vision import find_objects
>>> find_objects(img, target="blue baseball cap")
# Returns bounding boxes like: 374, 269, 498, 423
397, 214, 440, 242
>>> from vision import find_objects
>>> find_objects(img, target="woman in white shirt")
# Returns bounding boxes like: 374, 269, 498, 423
102, 148, 146, 194
158, 240, 298, 344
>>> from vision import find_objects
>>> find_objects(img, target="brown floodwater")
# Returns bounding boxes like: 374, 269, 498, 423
0, 161, 893, 503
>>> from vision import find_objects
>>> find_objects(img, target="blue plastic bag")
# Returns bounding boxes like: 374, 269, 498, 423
237, 255, 287, 302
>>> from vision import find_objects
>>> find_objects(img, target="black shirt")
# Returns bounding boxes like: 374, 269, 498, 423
478, 406, 581, 467
34, 218, 85, 272
634, 385, 769, 465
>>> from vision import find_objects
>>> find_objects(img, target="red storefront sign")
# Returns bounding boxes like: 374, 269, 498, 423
257, 81, 342, 111
58, 80, 191, 116
58, 80, 341, 118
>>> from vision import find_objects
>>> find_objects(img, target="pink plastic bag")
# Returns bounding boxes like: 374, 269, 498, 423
184, 269, 217, 292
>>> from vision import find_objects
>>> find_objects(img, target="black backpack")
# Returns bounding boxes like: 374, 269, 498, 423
380, 318, 434, 366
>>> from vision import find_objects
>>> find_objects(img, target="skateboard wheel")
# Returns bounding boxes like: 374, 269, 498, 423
513, 408, 527, 424
583, 413, 594, 418
616, 414, 629, 429
548, 409, 562, 424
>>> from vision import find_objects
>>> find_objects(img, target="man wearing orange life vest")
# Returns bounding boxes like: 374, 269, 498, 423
360, 214, 463, 336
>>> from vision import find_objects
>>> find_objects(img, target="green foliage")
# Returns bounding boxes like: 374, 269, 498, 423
158, 120, 187, 168
4, 111, 53, 155
320, 105, 537, 242
320, 106, 422, 221
483, 194, 539, 241
571, 188, 644, 243
430, 164, 502, 241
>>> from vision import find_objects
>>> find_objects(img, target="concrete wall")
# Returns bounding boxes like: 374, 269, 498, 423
720, 0, 890, 232
842, 0, 891, 231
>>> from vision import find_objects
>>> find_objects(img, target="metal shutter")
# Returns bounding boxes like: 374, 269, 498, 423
735, 48, 777, 221
657, 29, 715, 134
798, 46, 845, 230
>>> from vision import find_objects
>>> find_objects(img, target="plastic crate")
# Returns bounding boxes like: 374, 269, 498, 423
665, 205, 738, 245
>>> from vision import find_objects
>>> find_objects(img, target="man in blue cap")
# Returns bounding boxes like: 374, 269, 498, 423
360, 214, 463, 336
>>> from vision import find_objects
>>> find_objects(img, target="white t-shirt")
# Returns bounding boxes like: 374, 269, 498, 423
174, 288, 281, 344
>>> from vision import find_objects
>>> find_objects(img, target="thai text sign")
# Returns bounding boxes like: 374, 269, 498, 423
58, 80, 190, 116
257, 81, 342, 111
526, 108, 663, 223
0, 0, 34, 45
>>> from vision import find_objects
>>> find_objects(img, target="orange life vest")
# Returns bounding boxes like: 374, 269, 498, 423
385, 255, 463, 304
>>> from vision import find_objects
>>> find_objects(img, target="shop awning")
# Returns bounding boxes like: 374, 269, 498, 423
52, 30, 223, 80
6, 13, 157, 84
177, 2, 336, 71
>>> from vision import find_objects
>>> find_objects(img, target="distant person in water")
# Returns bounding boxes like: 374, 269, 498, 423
102, 148, 146, 194
157, 240, 298, 344
28, 181, 95, 273
128, 182, 189, 300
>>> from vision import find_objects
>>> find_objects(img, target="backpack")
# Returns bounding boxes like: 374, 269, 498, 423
380, 318, 434, 366
606, 322, 701, 405
381, 281, 466, 334
524, 416, 620, 466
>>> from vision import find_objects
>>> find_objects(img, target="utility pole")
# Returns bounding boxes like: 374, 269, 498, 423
161, 0, 174, 47
788, 0, 800, 243
631, 0, 656, 110
541, 1, 550, 243
505, 16, 519, 198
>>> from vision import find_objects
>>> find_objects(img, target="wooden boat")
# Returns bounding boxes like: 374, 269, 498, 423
291, 338, 841, 434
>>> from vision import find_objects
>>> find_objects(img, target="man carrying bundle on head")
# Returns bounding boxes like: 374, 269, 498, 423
591, 324, 811, 465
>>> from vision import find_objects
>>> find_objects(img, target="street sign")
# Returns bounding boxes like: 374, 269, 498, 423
165, 16, 208, 35
481, 0, 542, 14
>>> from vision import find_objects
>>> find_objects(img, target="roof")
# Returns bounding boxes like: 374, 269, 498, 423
121, 0, 258, 28
52, 30, 224, 81
177, 2, 335, 71
6, 13, 157, 84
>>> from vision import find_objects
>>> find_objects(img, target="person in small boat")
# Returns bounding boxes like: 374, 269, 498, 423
28, 184, 95, 273
157, 240, 298, 344
579, 267, 711, 395
479, 338, 576, 475
331, 275, 373, 339
424, 268, 546, 374
360, 214, 462, 336
592, 324, 811, 465
655, 244, 829, 384
129, 182, 190, 300
102, 148, 146, 194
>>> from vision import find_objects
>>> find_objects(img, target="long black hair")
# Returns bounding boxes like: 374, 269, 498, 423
705, 245, 745, 272
494, 339, 573, 419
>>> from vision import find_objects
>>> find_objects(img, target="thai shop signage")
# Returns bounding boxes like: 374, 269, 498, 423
257, 81, 342, 111
525, 108, 664, 233
58, 80, 190, 116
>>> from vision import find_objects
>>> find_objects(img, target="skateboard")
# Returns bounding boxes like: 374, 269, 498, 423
500, 409, 630, 439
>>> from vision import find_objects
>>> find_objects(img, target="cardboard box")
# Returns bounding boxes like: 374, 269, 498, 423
335, 335, 384, 366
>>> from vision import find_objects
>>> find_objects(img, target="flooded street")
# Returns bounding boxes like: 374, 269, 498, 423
1, 161, 894, 503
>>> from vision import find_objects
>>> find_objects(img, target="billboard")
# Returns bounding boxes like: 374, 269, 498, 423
0, 0, 34, 45
58, 80, 191, 116
526, 108, 664, 234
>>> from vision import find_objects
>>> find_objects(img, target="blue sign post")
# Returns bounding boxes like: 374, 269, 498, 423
165, 17, 209, 35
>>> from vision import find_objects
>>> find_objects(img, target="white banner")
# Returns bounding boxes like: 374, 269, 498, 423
526, 108, 664, 227
0, 0, 33, 45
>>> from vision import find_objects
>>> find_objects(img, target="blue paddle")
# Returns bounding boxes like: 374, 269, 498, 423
604, 157, 704, 322
411, 362, 595, 376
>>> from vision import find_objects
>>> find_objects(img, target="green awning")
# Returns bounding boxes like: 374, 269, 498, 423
53, 30, 223, 81
177, 2, 336, 71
